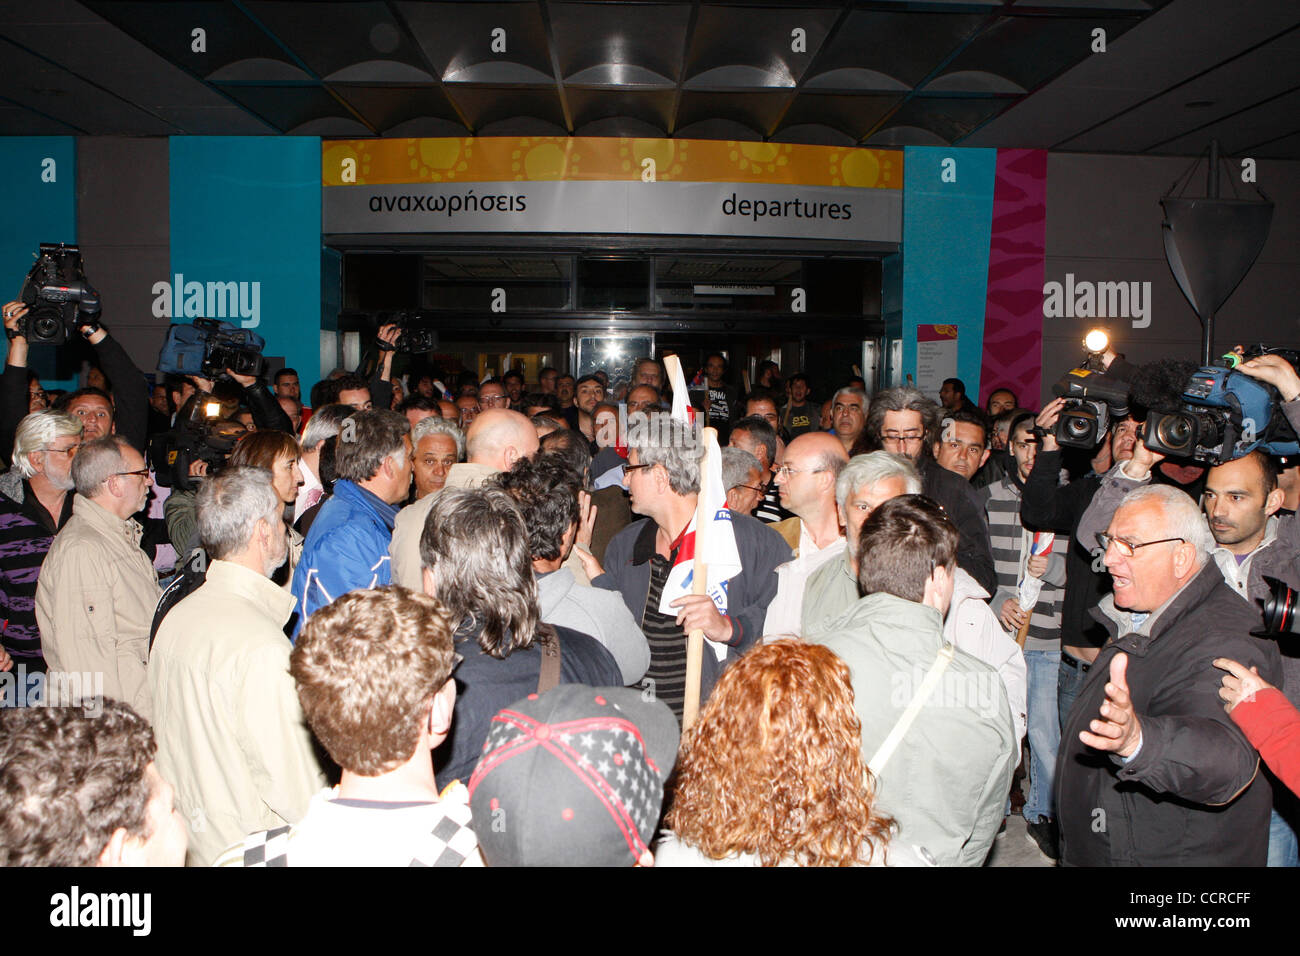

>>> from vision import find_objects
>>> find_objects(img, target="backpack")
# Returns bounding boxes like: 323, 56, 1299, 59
150, 547, 209, 651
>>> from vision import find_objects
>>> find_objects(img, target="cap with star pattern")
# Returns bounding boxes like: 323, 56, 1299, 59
467, 685, 678, 867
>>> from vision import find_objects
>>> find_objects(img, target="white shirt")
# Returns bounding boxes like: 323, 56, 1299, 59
763, 521, 844, 638
293, 459, 324, 524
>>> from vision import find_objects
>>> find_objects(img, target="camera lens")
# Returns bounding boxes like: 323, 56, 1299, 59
1261, 576, 1299, 636
1065, 415, 1091, 439
31, 313, 61, 340
1158, 415, 1193, 450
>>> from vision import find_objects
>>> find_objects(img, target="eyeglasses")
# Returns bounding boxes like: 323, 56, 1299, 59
775, 464, 824, 479
621, 462, 654, 477
43, 443, 80, 457
480, 395, 508, 406
112, 469, 150, 479
1095, 532, 1185, 558
881, 432, 925, 445
732, 484, 766, 494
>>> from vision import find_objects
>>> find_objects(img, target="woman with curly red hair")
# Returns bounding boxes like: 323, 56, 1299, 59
656, 639, 933, 867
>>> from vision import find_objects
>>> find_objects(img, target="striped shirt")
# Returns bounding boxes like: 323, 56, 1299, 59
640, 549, 688, 724
982, 475, 1069, 652
0, 482, 74, 674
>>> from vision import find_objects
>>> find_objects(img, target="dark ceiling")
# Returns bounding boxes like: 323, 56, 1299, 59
0, 0, 1297, 157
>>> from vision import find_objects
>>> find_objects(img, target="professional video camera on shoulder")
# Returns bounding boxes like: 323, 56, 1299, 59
1048, 329, 1132, 449
1142, 345, 1300, 465
150, 393, 245, 492
10, 243, 101, 344
376, 311, 438, 355
157, 317, 266, 381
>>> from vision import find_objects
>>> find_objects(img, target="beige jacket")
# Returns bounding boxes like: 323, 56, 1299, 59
36, 495, 162, 720
149, 559, 326, 866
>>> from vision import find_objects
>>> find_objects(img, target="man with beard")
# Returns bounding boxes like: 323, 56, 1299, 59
150, 467, 326, 866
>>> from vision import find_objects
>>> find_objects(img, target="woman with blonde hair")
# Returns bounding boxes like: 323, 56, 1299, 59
657, 640, 932, 867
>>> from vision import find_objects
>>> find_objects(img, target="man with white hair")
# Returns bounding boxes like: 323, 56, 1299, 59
720, 446, 764, 517
802, 451, 1028, 748
0, 411, 82, 677
390, 407, 538, 591
1058, 484, 1282, 865
830, 386, 868, 455
35, 435, 161, 718
410, 416, 464, 500
294, 403, 352, 524
150, 466, 326, 866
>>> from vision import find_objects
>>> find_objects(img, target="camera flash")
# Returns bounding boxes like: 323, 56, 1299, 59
204, 401, 222, 418
1084, 329, 1109, 353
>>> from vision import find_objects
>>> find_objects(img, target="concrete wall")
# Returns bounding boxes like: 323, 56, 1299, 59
1041, 152, 1300, 406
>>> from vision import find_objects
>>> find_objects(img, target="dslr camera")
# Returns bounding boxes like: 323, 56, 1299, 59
1143, 346, 1300, 465
157, 318, 266, 380
149, 395, 246, 492
14, 243, 101, 345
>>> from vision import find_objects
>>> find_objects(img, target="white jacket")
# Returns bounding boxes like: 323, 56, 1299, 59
944, 568, 1028, 754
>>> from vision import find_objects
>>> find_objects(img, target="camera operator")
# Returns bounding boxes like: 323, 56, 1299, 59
1075, 353, 1300, 865
2, 299, 148, 462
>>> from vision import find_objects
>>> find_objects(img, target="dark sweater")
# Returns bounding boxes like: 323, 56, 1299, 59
0, 481, 74, 670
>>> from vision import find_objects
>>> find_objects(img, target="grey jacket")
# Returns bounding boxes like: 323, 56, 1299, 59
809, 591, 1017, 866
536, 567, 650, 685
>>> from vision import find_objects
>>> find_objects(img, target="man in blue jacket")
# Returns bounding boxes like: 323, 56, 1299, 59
290, 409, 412, 639
579, 411, 790, 723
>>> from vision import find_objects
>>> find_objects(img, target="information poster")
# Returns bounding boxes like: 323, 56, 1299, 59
915, 324, 958, 400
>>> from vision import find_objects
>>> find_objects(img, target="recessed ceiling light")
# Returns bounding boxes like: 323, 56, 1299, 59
1185, 100, 1215, 109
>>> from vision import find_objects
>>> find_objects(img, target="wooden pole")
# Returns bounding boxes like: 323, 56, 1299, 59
681, 426, 716, 732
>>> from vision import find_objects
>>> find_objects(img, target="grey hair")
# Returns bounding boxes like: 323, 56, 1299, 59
865, 386, 942, 447
196, 466, 281, 560
832, 386, 869, 410
12, 411, 82, 479
627, 411, 702, 496
720, 446, 761, 491
418, 487, 549, 659
836, 452, 921, 513
71, 435, 132, 498
1121, 484, 1214, 559
334, 409, 410, 483
301, 403, 352, 451
412, 416, 465, 461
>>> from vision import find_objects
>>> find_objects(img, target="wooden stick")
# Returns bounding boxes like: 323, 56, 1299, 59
681, 426, 717, 732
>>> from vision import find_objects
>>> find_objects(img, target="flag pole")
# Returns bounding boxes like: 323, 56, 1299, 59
681, 425, 716, 732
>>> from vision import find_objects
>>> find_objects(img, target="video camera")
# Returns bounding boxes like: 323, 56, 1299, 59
149, 395, 246, 492
376, 311, 438, 355
1143, 346, 1300, 465
1049, 368, 1132, 449
14, 243, 101, 345
1259, 576, 1299, 638
157, 318, 266, 380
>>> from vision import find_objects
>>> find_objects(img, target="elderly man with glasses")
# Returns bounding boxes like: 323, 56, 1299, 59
863, 386, 997, 597
1057, 483, 1282, 866
35, 436, 162, 719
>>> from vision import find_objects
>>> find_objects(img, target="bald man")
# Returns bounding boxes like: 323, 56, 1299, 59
762, 432, 850, 636
389, 408, 539, 590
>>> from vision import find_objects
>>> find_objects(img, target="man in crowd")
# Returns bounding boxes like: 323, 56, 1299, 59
539, 366, 559, 395
0, 700, 187, 867
422, 487, 621, 784
36, 435, 160, 719
502, 369, 526, 407
398, 394, 441, 429
940, 377, 980, 416
986, 387, 1018, 418
0, 410, 81, 677
830, 386, 868, 456
863, 386, 997, 596
556, 373, 576, 409
540, 426, 631, 566
626, 384, 662, 416
291, 409, 413, 638
151, 467, 325, 865
563, 374, 605, 432
293, 403, 350, 523
763, 432, 849, 636
274, 367, 308, 421
721, 446, 765, 517
391, 407, 539, 590
811, 494, 1016, 866
701, 353, 738, 442
1058, 485, 1281, 865
216, 586, 483, 867
495, 455, 649, 685
729, 415, 790, 523
743, 390, 783, 438
982, 412, 1070, 861
632, 358, 664, 393
455, 393, 480, 429
782, 374, 817, 438
1074, 353, 1300, 864
411, 416, 463, 500
934, 407, 992, 484
582, 412, 790, 722
479, 378, 511, 411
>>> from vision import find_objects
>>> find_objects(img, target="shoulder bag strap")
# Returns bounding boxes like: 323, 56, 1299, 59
867, 642, 956, 776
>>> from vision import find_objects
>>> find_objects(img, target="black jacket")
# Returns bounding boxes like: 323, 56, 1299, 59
1057, 563, 1282, 866
919, 457, 997, 598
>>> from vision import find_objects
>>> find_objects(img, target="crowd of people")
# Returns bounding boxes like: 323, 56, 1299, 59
2, 297, 1300, 868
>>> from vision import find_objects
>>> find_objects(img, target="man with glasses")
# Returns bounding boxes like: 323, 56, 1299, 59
729, 416, 791, 523
864, 386, 997, 597
721, 447, 765, 518
478, 379, 511, 411
761, 432, 849, 636
1057, 484, 1281, 865
0, 411, 83, 683
982, 413, 1069, 860
36, 436, 162, 719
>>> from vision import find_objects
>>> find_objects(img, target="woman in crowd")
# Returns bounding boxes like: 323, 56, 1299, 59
657, 640, 932, 867
227, 430, 304, 587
